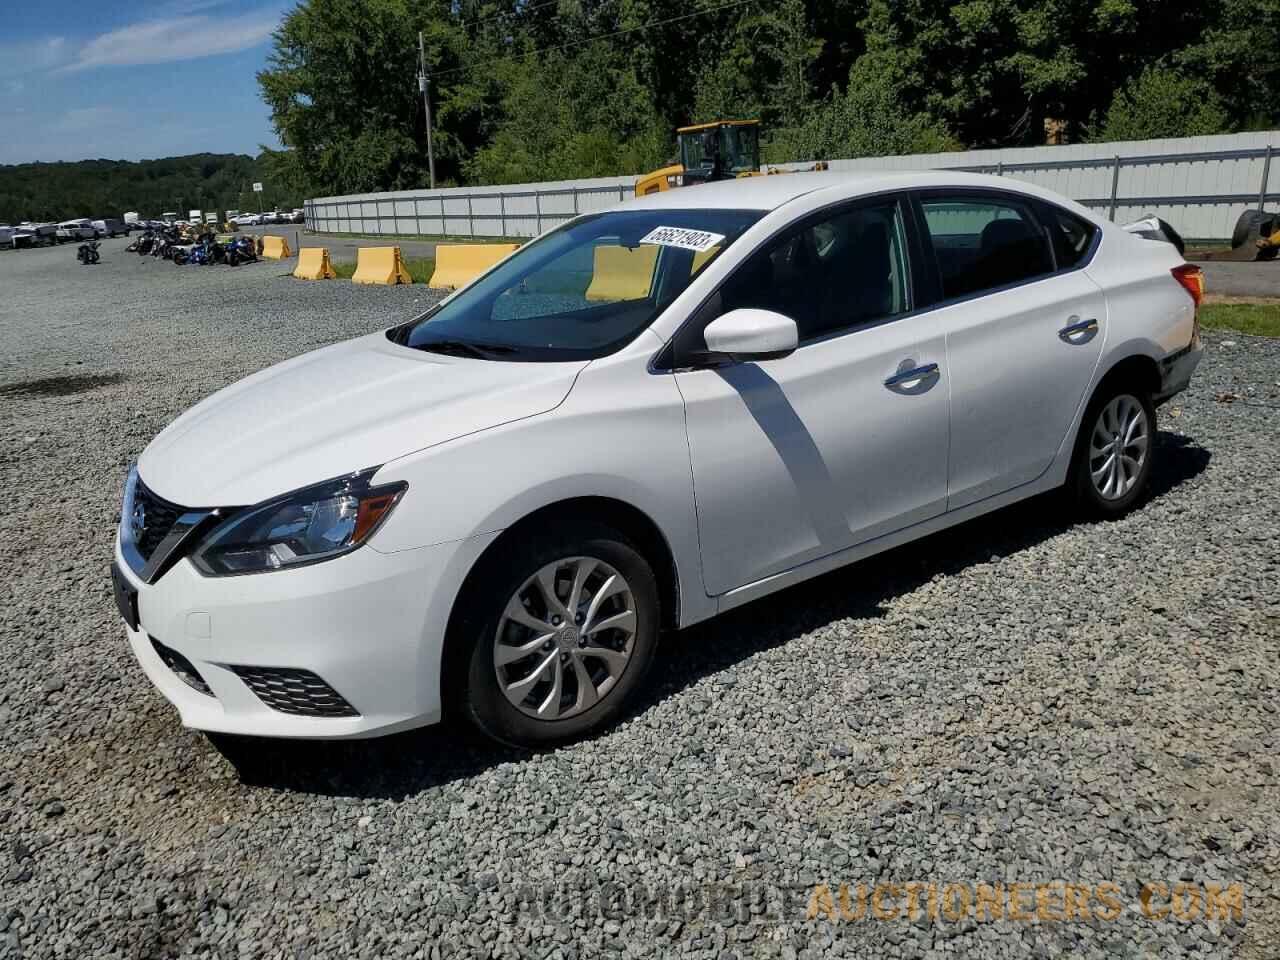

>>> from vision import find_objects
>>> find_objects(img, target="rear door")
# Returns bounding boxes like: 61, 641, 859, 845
913, 191, 1105, 509
674, 194, 951, 596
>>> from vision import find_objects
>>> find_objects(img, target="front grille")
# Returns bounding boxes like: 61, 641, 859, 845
229, 666, 359, 718
150, 637, 214, 696
131, 480, 187, 562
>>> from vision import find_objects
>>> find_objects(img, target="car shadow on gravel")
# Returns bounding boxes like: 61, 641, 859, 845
211, 432, 1210, 796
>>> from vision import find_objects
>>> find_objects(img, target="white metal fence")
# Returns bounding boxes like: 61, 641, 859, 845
305, 130, 1278, 242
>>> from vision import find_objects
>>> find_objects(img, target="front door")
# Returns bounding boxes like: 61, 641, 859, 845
675, 196, 951, 596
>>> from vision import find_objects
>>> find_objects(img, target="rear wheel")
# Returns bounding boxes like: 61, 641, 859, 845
451, 526, 660, 747
1069, 384, 1155, 518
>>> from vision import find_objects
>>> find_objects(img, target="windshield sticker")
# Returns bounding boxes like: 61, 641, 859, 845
639, 226, 726, 253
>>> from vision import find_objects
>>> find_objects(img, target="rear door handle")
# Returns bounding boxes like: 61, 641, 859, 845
884, 362, 940, 390
1059, 316, 1099, 343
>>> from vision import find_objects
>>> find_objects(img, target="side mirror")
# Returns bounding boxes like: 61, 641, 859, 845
701, 308, 798, 363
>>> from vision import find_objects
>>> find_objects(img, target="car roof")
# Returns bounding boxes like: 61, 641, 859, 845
621, 169, 1047, 212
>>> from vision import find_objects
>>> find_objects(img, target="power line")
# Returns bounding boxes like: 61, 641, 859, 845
457, 0, 563, 32
431, 0, 759, 80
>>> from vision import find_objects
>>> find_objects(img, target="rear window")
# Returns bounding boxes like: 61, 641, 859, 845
920, 196, 1054, 300
1041, 204, 1097, 269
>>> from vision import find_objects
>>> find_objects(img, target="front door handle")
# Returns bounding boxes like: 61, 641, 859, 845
1059, 316, 1099, 343
884, 362, 940, 391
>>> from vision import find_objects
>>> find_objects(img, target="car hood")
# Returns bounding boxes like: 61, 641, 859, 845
138, 332, 586, 506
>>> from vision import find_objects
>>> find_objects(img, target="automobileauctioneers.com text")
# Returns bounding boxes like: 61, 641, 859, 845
502, 879, 1244, 926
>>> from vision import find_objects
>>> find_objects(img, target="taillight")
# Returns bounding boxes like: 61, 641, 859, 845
1171, 263, 1204, 307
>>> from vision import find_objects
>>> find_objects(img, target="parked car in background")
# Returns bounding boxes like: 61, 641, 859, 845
17, 223, 57, 246
56, 221, 97, 243
112, 171, 1204, 747
290, 208, 305, 223
92, 218, 126, 238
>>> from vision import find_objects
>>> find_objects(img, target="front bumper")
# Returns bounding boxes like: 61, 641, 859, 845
114, 530, 497, 739
1154, 335, 1204, 406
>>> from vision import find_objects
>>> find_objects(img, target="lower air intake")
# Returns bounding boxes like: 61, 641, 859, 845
229, 665, 359, 718
150, 637, 214, 697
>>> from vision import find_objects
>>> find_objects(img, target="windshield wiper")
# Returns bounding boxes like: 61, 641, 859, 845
413, 339, 521, 360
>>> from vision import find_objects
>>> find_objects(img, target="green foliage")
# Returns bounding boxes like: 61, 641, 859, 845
8, 0, 1280, 221
251, 0, 1276, 198
1197, 303, 1280, 339
1087, 67, 1229, 142
464, 45, 669, 185
765, 71, 959, 163
0, 154, 298, 224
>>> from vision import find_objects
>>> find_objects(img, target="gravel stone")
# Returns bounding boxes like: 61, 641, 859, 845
1, 239, 1278, 958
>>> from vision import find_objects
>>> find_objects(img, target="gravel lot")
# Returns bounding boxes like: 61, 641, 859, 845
1, 238, 1278, 960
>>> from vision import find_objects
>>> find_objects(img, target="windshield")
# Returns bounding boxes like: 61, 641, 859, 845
680, 125, 760, 177
390, 208, 763, 361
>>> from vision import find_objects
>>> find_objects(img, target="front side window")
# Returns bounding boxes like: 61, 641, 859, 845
716, 198, 911, 343
920, 195, 1054, 299
391, 209, 762, 361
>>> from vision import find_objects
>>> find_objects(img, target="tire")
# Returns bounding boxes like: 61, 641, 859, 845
1068, 382, 1156, 519
449, 524, 661, 748
1232, 210, 1265, 250
227, 251, 240, 267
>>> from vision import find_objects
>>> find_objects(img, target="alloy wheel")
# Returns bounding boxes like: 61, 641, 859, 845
493, 557, 637, 720
1088, 393, 1149, 500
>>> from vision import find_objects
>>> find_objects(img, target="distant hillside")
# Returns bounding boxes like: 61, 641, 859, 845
0, 153, 299, 223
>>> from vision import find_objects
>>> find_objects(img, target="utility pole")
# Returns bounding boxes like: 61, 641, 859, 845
417, 30, 437, 190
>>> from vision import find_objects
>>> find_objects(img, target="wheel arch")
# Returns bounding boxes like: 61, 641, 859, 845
439, 496, 682, 714
1094, 352, 1162, 398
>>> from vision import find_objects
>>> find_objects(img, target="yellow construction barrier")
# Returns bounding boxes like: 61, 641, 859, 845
585, 244, 659, 302
691, 245, 720, 275
352, 246, 413, 285
428, 243, 520, 290
294, 247, 337, 280
261, 235, 293, 260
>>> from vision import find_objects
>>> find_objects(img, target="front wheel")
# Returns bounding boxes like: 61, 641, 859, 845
1069, 386, 1155, 518
452, 527, 660, 747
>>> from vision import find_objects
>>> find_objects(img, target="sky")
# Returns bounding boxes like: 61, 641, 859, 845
0, 0, 291, 165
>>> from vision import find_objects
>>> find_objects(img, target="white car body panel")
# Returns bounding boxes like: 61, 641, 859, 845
138, 332, 587, 506
118, 170, 1203, 738
677, 315, 949, 595
940, 268, 1107, 508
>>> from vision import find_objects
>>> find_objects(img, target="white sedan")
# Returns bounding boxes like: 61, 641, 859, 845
112, 171, 1203, 746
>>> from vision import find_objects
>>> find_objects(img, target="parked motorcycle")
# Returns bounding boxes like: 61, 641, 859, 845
224, 235, 258, 266
129, 227, 155, 253
76, 240, 100, 265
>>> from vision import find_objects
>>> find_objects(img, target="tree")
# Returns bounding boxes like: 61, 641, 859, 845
463, 45, 668, 185
765, 71, 958, 163
1087, 67, 1229, 143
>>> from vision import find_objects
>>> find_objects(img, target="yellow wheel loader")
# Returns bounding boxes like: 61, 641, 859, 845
636, 120, 764, 196
635, 119, 828, 196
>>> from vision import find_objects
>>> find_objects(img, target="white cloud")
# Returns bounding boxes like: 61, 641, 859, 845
0, 36, 69, 78
57, 9, 281, 73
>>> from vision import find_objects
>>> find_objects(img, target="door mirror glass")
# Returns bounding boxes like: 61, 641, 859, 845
702, 308, 798, 362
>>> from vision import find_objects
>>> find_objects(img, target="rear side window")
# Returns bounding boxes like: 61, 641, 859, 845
1041, 204, 1097, 269
919, 196, 1054, 299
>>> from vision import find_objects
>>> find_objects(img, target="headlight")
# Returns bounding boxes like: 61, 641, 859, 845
191, 469, 406, 576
